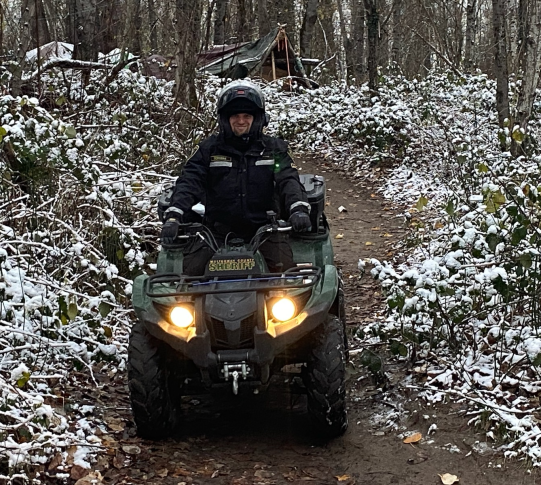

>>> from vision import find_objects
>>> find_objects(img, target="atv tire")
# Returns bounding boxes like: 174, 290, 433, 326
127, 321, 182, 439
303, 314, 348, 438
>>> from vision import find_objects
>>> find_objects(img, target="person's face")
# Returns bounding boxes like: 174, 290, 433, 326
229, 113, 254, 136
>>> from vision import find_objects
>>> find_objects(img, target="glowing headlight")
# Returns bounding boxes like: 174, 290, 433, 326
170, 306, 194, 328
271, 298, 296, 322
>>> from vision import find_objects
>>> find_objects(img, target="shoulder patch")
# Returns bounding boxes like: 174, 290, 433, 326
211, 155, 232, 162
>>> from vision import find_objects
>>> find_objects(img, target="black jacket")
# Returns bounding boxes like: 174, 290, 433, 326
166, 134, 309, 235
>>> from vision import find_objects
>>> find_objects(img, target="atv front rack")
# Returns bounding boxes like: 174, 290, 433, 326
145, 267, 322, 297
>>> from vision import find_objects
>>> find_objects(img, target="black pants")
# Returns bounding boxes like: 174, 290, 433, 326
182, 231, 295, 276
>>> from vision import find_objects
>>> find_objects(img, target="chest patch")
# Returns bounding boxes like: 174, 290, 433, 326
210, 155, 233, 168
255, 159, 275, 166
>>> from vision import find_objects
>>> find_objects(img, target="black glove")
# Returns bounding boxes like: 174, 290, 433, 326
161, 217, 181, 244
289, 210, 312, 232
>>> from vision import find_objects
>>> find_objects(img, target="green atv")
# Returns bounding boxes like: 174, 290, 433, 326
128, 174, 348, 439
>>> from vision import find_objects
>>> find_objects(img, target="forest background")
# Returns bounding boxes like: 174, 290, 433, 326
2, 0, 541, 481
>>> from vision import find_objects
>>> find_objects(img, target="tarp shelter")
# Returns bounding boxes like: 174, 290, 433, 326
198, 27, 316, 88
25, 41, 74, 64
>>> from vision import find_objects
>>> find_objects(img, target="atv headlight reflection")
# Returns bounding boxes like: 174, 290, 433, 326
169, 306, 194, 328
270, 297, 296, 322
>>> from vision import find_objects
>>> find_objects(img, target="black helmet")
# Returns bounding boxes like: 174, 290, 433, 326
217, 80, 269, 140
217, 80, 265, 113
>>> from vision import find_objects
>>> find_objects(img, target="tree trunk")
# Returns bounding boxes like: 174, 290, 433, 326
66, 0, 77, 46
336, 0, 354, 80
237, 0, 247, 42
273, 0, 295, 33
98, 0, 122, 55
300, 0, 318, 59
11, 1, 34, 95
517, 0, 528, 63
464, 0, 477, 72
257, 0, 271, 37
513, 0, 541, 155
391, 0, 403, 67
313, 0, 337, 79
492, 0, 511, 128
214, 0, 227, 45
364, 0, 379, 91
352, 0, 365, 82
174, 0, 202, 107
20, 0, 51, 49
131, 0, 143, 55
72, 0, 98, 62
148, 0, 158, 52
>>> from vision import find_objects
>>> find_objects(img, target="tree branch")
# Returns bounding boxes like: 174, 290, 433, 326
412, 29, 463, 77
23, 58, 114, 81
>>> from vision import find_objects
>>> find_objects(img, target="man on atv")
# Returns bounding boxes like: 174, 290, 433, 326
160, 79, 312, 275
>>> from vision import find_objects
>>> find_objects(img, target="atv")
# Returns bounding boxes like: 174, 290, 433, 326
128, 174, 348, 439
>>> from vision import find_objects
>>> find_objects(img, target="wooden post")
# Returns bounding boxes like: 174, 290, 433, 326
271, 49, 276, 80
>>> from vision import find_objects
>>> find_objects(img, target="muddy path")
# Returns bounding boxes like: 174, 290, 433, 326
72, 157, 539, 485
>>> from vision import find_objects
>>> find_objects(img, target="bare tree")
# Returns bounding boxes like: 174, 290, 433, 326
336, 0, 355, 79
21, 0, 51, 49
148, 0, 158, 51
391, 0, 403, 67
364, 0, 379, 91
174, 0, 203, 107
299, 0, 318, 59
237, 0, 248, 41
70, 0, 99, 62
351, 0, 366, 82
257, 0, 270, 37
11, 1, 35, 95
214, 0, 228, 44
126, 0, 143, 55
512, 0, 541, 155
464, 0, 478, 72
492, 0, 510, 128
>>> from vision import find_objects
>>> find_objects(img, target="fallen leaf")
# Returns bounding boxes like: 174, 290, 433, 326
439, 473, 459, 484
107, 423, 124, 432
70, 465, 90, 481
338, 205, 347, 212
403, 432, 422, 443
75, 471, 103, 485
336, 474, 350, 481
121, 444, 141, 455
113, 451, 125, 469
383, 233, 393, 237
157, 468, 169, 478
335, 234, 344, 239
254, 470, 274, 478
365, 241, 374, 246
173, 467, 192, 477
48, 453, 63, 471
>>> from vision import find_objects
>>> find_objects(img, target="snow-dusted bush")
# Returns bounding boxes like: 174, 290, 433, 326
367, 73, 541, 464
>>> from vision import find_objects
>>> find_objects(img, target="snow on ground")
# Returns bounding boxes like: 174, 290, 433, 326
2, 69, 541, 478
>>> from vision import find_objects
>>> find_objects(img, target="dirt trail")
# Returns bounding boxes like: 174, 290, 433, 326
77, 157, 538, 485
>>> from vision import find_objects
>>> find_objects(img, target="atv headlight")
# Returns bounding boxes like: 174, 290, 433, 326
170, 306, 194, 328
270, 297, 296, 322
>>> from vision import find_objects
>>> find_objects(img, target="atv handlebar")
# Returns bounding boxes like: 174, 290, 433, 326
164, 221, 292, 253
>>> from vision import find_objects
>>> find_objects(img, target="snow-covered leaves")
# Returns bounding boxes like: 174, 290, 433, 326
366, 74, 541, 464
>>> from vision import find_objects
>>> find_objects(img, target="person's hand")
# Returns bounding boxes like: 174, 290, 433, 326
289, 210, 312, 232
161, 217, 182, 244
